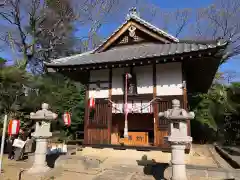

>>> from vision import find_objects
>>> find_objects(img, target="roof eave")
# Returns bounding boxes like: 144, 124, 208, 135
48, 50, 94, 64
45, 43, 227, 68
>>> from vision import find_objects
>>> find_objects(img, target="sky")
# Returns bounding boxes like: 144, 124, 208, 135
76, 0, 240, 82
152, 0, 240, 82
0, 0, 239, 81
151, 0, 240, 81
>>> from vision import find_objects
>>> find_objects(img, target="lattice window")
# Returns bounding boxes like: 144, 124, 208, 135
119, 36, 129, 44
133, 35, 142, 42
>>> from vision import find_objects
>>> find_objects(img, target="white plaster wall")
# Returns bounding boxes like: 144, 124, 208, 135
112, 66, 153, 95
89, 62, 182, 98
156, 62, 183, 96
134, 65, 153, 94
112, 67, 130, 95
89, 69, 109, 98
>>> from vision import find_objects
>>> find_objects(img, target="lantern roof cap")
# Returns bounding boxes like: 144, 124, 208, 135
30, 103, 58, 120
159, 99, 195, 121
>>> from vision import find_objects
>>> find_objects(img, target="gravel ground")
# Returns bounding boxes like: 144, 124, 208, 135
0, 144, 239, 180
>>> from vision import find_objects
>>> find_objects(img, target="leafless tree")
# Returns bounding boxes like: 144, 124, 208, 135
139, 0, 240, 60
223, 70, 237, 84
193, 0, 240, 59
1, 0, 239, 72
0, 0, 75, 72
0, 0, 6, 6
0, 0, 122, 73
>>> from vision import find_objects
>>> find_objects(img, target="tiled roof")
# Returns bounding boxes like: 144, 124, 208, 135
46, 41, 227, 67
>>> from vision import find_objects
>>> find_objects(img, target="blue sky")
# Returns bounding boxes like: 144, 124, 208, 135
153, 0, 214, 8
96, 0, 239, 82
1, 0, 239, 81
76, 0, 239, 82
152, 0, 240, 82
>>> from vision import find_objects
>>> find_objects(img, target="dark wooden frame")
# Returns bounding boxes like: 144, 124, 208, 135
84, 71, 90, 144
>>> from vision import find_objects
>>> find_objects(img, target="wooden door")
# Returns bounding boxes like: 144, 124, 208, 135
86, 101, 112, 145
154, 101, 171, 147
154, 100, 185, 147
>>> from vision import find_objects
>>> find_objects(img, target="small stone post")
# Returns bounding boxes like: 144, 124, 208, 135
27, 103, 58, 174
159, 99, 195, 180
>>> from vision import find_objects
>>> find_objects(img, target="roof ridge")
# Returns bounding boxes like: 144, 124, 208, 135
127, 14, 179, 42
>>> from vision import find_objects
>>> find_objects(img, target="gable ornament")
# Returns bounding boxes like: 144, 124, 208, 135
128, 25, 136, 38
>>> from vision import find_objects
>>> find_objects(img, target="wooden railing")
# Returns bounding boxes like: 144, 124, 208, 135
111, 99, 154, 114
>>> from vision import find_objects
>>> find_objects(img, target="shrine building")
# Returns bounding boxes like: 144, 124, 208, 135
46, 9, 228, 150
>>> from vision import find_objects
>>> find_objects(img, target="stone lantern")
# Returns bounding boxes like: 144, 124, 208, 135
27, 103, 58, 174
159, 99, 195, 180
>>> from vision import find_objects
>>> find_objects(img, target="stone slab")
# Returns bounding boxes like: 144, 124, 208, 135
54, 171, 96, 180
93, 170, 133, 180
19, 168, 63, 180
130, 173, 155, 180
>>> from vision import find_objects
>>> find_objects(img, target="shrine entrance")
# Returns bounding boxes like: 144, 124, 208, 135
111, 113, 154, 146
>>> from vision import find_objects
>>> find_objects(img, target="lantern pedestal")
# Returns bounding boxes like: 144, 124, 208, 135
27, 103, 57, 174
27, 138, 50, 174
167, 140, 192, 180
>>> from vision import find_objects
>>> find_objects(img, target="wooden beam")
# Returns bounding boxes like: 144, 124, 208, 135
108, 68, 112, 144
153, 64, 157, 98
96, 22, 132, 53
88, 80, 109, 84
131, 21, 170, 43
182, 62, 191, 136
84, 71, 90, 145
152, 63, 158, 146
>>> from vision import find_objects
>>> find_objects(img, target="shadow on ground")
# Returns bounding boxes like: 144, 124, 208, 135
137, 155, 169, 180
46, 153, 61, 168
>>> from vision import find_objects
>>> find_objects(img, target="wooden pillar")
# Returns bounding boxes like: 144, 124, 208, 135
183, 86, 191, 136
153, 63, 158, 146
182, 62, 191, 136
84, 71, 90, 145
108, 68, 112, 144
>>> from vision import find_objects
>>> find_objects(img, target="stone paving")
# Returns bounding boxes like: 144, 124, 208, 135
0, 144, 240, 180
1, 164, 238, 180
